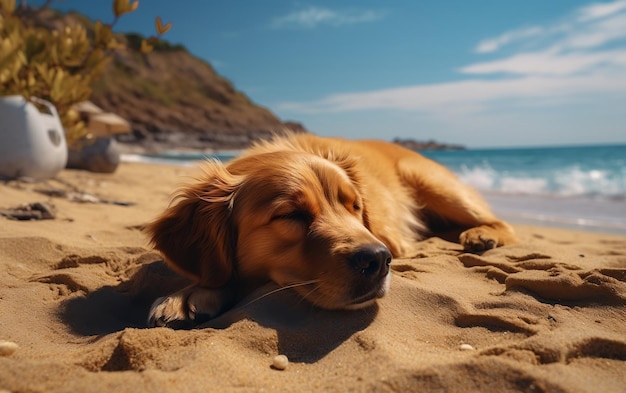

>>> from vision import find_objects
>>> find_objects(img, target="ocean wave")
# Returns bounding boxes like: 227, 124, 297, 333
457, 164, 626, 199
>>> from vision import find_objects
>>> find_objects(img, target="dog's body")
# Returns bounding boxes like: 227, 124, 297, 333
147, 134, 516, 327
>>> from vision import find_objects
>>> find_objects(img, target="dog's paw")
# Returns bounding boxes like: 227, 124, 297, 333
147, 287, 230, 328
460, 227, 498, 253
148, 295, 193, 329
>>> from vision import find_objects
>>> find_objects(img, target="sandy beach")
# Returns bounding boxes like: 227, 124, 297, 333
1, 162, 625, 393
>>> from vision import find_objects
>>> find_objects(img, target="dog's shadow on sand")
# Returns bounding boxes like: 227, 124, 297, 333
205, 285, 379, 363
60, 259, 378, 363
59, 259, 191, 336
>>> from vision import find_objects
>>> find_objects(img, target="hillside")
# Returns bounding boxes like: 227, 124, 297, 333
91, 34, 307, 152
24, 8, 306, 152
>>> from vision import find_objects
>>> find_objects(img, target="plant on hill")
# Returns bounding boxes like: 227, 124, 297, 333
0, 0, 170, 146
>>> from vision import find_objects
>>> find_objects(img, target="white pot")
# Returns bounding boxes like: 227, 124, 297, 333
0, 95, 68, 181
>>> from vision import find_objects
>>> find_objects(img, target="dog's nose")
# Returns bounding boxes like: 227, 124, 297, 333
348, 244, 392, 278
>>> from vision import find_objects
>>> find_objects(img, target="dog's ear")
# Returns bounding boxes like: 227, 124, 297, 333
147, 161, 243, 288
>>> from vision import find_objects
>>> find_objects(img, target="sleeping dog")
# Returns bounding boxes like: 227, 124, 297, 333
147, 134, 516, 327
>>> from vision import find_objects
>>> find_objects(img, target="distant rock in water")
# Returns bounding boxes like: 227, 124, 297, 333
393, 138, 465, 151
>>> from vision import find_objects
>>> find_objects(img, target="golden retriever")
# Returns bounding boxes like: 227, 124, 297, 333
147, 134, 516, 327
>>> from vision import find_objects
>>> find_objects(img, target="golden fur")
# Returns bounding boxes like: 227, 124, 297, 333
147, 134, 516, 327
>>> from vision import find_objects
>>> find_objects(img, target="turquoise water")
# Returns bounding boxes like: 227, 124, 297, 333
422, 144, 626, 199
124, 144, 626, 234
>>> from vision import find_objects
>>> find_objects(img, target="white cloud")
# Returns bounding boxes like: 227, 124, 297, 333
462, 2, 626, 77
277, 0, 626, 117
271, 6, 385, 29
475, 27, 544, 54
561, 12, 626, 49
475, 0, 626, 54
460, 49, 626, 76
277, 74, 626, 115
577, 0, 626, 21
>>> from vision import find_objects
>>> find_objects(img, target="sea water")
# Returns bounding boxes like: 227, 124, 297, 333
124, 144, 626, 234
422, 144, 626, 234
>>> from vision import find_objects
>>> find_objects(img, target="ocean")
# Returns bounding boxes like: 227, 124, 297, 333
123, 144, 626, 234
421, 144, 626, 234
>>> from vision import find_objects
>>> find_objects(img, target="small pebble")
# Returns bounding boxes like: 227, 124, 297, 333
459, 343, 475, 351
0, 341, 19, 356
272, 354, 289, 370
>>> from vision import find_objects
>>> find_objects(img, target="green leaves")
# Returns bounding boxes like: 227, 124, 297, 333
1, 0, 171, 146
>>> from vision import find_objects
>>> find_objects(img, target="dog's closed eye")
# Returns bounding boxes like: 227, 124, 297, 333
272, 211, 313, 224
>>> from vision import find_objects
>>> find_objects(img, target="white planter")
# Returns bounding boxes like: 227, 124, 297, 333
0, 95, 68, 181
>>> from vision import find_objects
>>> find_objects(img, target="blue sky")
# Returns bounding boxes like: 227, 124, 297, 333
37, 0, 626, 147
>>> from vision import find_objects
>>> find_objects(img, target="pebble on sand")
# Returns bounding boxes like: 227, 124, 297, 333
272, 354, 289, 370
459, 343, 475, 351
0, 341, 19, 356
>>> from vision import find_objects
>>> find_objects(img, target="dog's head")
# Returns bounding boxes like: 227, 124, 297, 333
148, 150, 391, 310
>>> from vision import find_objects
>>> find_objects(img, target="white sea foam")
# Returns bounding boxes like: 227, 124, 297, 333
457, 163, 626, 199
458, 164, 497, 190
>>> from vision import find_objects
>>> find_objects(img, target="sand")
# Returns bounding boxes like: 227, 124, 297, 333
1, 162, 625, 393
